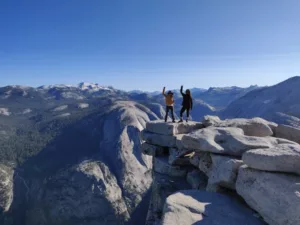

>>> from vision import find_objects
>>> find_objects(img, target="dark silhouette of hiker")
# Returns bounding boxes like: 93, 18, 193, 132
179, 85, 193, 122
162, 87, 175, 122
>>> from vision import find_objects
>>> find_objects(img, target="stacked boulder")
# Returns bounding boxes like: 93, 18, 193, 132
141, 116, 300, 225
141, 121, 205, 225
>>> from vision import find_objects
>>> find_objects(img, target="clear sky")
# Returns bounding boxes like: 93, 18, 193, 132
0, 0, 300, 91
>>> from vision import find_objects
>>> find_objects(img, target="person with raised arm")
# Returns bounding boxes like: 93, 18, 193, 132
179, 85, 193, 122
162, 87, 175, 123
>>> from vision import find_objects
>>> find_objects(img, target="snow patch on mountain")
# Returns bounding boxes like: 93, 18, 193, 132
0, 108, 11, 116
78, 82, 111, 92
77, 103, 89, 109
61, 92, 85, 100
53, 105, 68, 112
22, 109, 32, 114
55, 113, 71, 118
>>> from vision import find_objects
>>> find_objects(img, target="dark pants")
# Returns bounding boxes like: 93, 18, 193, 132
165, 106, 175, 122
180, 107, 190, 118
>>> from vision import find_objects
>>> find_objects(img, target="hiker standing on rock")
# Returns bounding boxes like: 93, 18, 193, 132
162, 87, 175, 123
179, 85, 193, 123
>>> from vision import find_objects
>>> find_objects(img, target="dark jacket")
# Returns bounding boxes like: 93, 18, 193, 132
180, 87, 193, 109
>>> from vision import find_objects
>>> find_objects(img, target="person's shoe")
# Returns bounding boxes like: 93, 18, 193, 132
178, 119, 183, 123
172, 120, 176, 123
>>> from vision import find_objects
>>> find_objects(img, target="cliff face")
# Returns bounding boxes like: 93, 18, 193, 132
0, 101, 156, 225
142, 117, 300, 225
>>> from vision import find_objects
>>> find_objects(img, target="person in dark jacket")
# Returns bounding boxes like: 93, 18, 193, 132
162, 87, 175, 123
179, 85, 193, 122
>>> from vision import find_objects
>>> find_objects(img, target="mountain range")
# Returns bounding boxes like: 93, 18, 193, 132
0, 76, 299, 225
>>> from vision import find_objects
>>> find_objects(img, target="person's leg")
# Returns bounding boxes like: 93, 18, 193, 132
186, 108, 190, 122
179, 107, 186, 122
165, 106, 169, 122
170, 106, 175, 122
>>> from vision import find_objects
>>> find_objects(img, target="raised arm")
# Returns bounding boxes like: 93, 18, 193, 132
180, 85, 185, 96
162, 87, 167, 97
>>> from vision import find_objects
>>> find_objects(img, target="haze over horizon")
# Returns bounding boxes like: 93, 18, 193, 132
1, 0, 300, 91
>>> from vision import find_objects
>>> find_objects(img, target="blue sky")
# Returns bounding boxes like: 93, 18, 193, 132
0, 0, 299, 91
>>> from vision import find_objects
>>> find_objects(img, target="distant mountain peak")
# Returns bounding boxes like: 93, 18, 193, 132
77, 82, 111, 91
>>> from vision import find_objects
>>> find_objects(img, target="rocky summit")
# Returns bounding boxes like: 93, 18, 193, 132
1, 77, 300, 225
142, 116, 300, 225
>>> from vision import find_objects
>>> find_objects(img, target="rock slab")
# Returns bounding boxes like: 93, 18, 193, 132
142, 131, 176, 147
146, 120, 203, 135
161, 190, 265, 225
220, 118, 274, 137
243, 144, 300, 175
182, 127, 284, 156
275, 124, 300, 144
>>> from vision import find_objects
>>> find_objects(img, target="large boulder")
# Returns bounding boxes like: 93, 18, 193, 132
182, 127, 291, 156
242, 144, 300, 175
208, 154, 243, 190
0, 164, 14, 213
146, 173, 191, 225
141, 131, 176, 147
146, 120, 203, 135
219, 118, 275, 137
275, 124, 300, 144
236, 166, 300, 225
161, 190, 264, 225
202, 116, 276, 137
154, 157, 188, 177
146, 121, 176, 135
